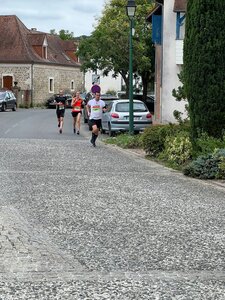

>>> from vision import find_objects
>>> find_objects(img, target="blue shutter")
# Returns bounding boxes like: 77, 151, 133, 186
152, 15, 162, 44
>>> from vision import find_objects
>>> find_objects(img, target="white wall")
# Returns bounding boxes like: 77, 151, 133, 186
161, 0, 187, 123
85, 70, 123, 94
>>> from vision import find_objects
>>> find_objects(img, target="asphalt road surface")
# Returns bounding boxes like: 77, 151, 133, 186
0, 108, 225, 299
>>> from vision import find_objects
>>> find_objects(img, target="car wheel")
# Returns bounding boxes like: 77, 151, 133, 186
108, 123, 115, 137
2, 103, 6, 112
12, 103, 17, 111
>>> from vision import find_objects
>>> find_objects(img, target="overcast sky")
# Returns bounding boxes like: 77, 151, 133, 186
1, 0, 107, 36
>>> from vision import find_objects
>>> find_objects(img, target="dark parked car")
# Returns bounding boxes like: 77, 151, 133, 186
46, 93, 72, 108
0, 90, 17, 111
83, 94, 118, 124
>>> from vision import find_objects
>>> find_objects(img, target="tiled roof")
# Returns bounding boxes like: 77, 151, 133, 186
146, 4, 162, 22
28, 33, 45, 46
173, 0, 187, 12
0, 15, 80, 66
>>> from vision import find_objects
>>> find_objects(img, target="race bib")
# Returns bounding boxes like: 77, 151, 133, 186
93, 105, 100, 112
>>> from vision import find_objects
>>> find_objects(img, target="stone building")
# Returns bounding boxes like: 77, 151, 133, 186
0, 15, 83, 106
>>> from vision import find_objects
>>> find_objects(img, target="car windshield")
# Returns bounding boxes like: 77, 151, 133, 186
0, 92, 6, 100
80, 93, 86, 99
115, 102, 147, 112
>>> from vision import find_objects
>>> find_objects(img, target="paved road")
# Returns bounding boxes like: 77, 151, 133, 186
0, 109, 225, 299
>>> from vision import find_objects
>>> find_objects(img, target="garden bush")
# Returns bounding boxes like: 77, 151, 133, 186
104, 133, 142, 149
183, 148, 225, 179
194, 132, 225, 157
159, 131, 192, 166
141, 124, 189, 157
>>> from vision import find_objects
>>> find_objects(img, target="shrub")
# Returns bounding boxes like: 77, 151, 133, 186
183, 154, 218, 179
141, 124, 189, 157
105, 89, 116, 96
214, 149, 225, 179
194, 132, 225, 157
160, 132, 192, 166
183, 148, 225, 179
104, 133, 142, 149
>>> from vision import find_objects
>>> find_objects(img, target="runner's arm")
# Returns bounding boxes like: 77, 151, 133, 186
86, 104, 91, 117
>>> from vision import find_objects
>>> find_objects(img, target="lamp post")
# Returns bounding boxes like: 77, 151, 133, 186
126, 0, 136, 135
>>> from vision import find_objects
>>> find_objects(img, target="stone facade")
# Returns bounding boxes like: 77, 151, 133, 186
0, 16, 83, 107
0, 64, 83, 105
33, 64, 83, 104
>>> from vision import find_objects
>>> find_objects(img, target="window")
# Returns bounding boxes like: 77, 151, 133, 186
49, 78, 54, 93
71, 80, 74, 91
116, 102, 147, 112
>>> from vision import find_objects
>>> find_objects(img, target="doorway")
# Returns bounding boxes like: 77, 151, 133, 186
3, 76, 13, 90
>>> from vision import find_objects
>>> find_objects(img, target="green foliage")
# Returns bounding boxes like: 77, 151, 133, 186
50, 29, 74, 40
102, 123, 225, 180
160, 132, 192, 166
140, 124, 189, 157
183, 0, 225, 139
194, 132, 225, 157
172, 73, 186, 101
217, 157, 225, 179
104, 133, 142, 149
183, 154, 219, 179
183, 149, 225, 179
172, 71, 189, 124
105, 89, 117, 96
77, 0, 155, 94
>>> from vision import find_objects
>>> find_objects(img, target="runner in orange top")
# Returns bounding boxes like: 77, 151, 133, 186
71, 91, 83, 134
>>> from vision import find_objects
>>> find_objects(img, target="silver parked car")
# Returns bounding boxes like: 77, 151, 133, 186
0, 90, 17, 112
101, 99, 152, 136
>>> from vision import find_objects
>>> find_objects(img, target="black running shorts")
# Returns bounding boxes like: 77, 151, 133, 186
71, 111, 82, 117
88, 119, 102, 130
56, 109, 65, 118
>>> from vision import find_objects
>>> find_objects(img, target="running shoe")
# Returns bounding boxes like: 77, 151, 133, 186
77, 131, 80, 135
59, 129, 62, 134
90, 138, 96, 147
73, 128, 76, 134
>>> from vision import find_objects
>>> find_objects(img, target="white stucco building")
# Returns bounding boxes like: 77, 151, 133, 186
147, 0, 187, 124
84, 70, 123, 94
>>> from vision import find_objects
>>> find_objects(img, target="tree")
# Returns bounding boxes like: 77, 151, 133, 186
172, 71, 189, 124
183, 0, 225, 139
50, 29, 74, 40
77, 0, 154, 100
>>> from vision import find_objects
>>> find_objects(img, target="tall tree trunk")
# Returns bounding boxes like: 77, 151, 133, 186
141, 71, 151, 101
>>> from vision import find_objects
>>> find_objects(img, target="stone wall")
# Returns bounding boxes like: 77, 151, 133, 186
0, 63, 84, 106
0, 64, 31, 90
33, 64, 84, 104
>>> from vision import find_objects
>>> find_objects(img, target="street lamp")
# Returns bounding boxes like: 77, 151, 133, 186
126, 0, 136, 135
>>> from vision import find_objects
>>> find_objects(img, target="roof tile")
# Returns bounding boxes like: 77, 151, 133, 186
0, 15, 80, 66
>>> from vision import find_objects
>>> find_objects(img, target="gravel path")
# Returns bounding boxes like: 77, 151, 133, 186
0, 138, 225, 299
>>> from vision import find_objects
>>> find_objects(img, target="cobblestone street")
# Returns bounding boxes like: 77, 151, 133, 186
0, 136, 225, 299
